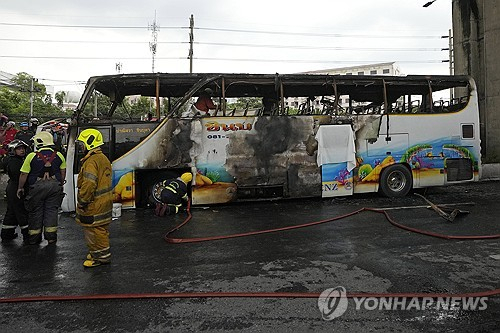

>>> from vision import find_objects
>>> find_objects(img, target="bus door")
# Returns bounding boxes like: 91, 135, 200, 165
315, 125, 356, 197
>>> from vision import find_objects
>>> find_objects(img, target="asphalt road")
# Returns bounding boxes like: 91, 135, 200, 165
0, 179, 499, 332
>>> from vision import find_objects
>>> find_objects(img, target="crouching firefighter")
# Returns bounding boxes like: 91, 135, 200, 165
17, 131, 66, 245
1, 140, 29, 243
154, 172, 192, 217
75, 128, 113, 268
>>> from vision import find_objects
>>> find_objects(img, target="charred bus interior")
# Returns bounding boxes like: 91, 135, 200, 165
70, 73, 474, 208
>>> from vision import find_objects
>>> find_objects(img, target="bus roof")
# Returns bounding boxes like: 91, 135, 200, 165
76, 72, 472, 116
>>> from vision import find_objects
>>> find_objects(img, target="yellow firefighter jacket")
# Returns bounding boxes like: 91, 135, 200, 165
76, 148, 113, 226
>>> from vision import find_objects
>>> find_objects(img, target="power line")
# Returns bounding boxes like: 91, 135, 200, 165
0, 38, 156, 44
0, 37, 445, 52
0, 54, 447, 64
195, 27, 444, 39
0, 55, 185, 60
194, 57, 447, 64
195, 42, 444, 52
0, 21, 444, 39
0, 22, 184, 29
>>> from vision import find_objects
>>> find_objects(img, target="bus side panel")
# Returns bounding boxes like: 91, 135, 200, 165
194, 116, 324, 203
112, 169, 135, 208
352, 99, 481, 193
61, 128, 77, 212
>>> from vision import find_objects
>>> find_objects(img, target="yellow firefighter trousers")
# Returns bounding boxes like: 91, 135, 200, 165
83, 224, 111, 263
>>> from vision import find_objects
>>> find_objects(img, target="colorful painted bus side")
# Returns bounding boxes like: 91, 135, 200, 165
60, 73, 480, 212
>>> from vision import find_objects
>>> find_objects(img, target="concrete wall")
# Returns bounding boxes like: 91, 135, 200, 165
453, 0, 500, 162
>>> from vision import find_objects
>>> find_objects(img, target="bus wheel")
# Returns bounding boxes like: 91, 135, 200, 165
143, 171, 178, 207
379, 164, 412, 197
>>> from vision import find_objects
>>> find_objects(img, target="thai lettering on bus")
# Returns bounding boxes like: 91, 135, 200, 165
205, 121, 253, 132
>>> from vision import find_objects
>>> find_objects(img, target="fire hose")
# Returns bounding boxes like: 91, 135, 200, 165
0, 196, 498, 304
164, 198, 500, 244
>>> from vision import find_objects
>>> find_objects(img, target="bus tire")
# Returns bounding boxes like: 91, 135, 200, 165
144, 171, 178, 206
379, 164, 412, 197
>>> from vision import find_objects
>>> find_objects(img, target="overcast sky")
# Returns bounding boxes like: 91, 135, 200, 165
0, 0, 452, 93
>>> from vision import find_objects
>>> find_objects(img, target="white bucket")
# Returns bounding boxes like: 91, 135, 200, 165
112, 203, 122, 217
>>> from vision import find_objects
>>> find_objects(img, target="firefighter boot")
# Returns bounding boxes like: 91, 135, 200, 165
83, 259, 108, 268
21, 228, 29, 244
1, 230, 18, 243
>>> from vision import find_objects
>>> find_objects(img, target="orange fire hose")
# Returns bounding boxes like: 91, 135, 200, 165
0, 199, 498, 304
164, 200, 500, 244
1, 289, 498, 303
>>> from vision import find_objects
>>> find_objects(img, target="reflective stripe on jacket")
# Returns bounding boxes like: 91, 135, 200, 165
76, 148, 113, 226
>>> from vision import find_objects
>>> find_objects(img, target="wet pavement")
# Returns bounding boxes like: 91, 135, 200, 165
0, 178, 499, 332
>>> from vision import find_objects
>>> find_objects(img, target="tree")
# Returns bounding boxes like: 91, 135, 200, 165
0, 72, 61, 121
227, 97, 261, 111
55, 91, 66, 108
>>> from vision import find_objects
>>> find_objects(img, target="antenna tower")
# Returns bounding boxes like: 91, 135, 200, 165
148, 11, 160, 72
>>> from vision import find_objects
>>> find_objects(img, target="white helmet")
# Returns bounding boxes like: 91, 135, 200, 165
33, 131, 54, 149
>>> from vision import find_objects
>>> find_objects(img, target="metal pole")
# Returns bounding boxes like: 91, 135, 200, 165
449, 28, 454, 101
30, 78, 34, 117
94, 92, 98, 117
189, 14, 194, 73
448, 29, 453, 75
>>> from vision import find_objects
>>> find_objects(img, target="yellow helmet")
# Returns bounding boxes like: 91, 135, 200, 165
180, 172, 193, 183
33, 131, 54, 149
77, 128, 104, 150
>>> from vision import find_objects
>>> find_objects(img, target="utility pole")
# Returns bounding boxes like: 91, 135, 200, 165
189, 14, 194, 73
148, 11, 159, 73
29, 77, 38, 117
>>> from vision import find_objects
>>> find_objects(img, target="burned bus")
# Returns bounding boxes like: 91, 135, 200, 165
61, 73, 481, 212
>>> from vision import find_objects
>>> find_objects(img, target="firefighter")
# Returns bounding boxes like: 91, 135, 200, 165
1, 140, 29, 243
14, 121, 35, 150
17, 131, 66, 245
29, 117, 39, 134
154, 172, 192, 216
75, 128, 113, 268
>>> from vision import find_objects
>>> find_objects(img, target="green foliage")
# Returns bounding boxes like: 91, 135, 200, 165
400, 144, 433, 163
0, 72, 63, 121
443, 144, 478, 171
81, 94, 169, 121
55, 91, 66, 108
206, 171, 221, 183
227, 97, 261, 110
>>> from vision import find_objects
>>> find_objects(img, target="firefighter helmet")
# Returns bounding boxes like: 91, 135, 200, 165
33, 131, 54, 149
7, 139, 28, 155
77, 128, 104, 150
180, 172, 193, 183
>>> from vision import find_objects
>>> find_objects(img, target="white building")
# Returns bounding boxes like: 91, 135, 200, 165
0, 70, 15, 88
302, 62, 402, 76
286, 62, 403, 111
